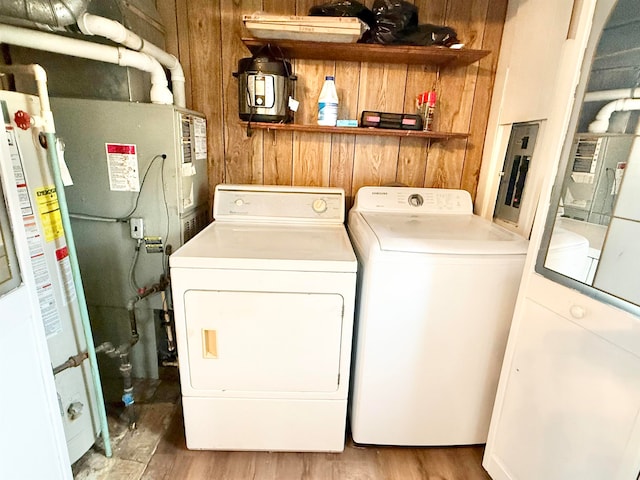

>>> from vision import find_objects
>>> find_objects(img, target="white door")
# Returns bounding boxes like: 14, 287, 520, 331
484, 1, 640, 479
184, 289, 344, 392
0, 133, 72, 479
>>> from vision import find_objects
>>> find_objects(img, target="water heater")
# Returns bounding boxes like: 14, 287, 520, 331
0, 90, 100, 464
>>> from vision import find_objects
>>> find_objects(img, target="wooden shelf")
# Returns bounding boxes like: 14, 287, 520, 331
241, 38, 490, 67
241, 122, 469, 140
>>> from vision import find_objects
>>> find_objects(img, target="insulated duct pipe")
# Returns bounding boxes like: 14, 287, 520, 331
0, 0, 89, 29
77, 13, 186, 108
588, 98, 640, 133
584, 88, 640, 103
0, 23, 173, 105
0, 63, 112, 457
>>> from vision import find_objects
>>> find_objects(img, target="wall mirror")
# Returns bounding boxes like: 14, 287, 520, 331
536, 0, 640, 310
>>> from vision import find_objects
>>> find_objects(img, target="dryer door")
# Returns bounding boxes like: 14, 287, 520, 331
184, 290, 344, 392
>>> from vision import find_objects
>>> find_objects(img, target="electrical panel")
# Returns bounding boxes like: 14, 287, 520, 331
495, 122, 540, 225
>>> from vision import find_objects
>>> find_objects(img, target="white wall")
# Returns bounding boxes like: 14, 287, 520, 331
476, 0, 578, 237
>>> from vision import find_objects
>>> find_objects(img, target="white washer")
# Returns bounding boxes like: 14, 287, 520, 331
546, 227, 590, 282
347, 186, 529, 446
170, 184, 357, 452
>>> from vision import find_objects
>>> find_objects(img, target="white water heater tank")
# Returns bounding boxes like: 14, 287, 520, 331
0, 90, 100, 464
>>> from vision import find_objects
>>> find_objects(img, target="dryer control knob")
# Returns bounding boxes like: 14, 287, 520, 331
312, 198, 328, 213
234, 198, 245, 207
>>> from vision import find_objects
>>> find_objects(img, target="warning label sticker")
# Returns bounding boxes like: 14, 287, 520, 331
106, 143, 139, 192
35, 185, 64, 242
6, 127, 63, 337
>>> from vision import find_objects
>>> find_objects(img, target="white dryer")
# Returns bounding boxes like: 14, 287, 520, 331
170, 184, 357, 452
347, 186, 529, 446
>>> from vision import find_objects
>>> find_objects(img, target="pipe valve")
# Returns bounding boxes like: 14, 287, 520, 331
67, 401, 84, 420
14, 110, 32, 130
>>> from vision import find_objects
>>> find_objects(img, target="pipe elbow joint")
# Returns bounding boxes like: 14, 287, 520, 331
76, 13, 95, 36
150, 83, 174, 105
78, 13, 141, 48
171, 71, 186, 83
588, 119, 608, 133
31, 64, 48, 82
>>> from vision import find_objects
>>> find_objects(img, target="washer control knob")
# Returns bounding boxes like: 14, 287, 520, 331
312, 198, 328, 213
408, 194, 424, 207
234, 198, 244, 207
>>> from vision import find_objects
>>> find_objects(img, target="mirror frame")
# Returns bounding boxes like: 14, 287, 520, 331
0, 172, 22, 297
535, 0, 640, 317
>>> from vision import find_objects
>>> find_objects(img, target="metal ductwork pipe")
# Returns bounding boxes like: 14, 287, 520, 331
0, 0, 91, 29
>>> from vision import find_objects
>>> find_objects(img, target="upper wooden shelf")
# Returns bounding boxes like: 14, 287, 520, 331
241, 38, 490, 67
241, 122, 469, 141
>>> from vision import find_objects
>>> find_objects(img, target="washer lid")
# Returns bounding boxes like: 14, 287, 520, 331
360, 212, 529, 255
170, 221, 357, 272
548, 227, 589, 250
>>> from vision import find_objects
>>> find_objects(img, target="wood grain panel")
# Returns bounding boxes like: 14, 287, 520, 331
155, 1, 180, 94
174, 0, 193, 108
221, 0, 263, 185
263, 130, 293, 185
161, 0, 507, 206
292, 70, 333, 187
425, 0, 490, 190
261, 0, 295, 186
292, 130, 331, 186
330, 59, 360, 203
155, 0, 195, 109
397, 0, 447, 187
330, 133, 357, 206
352, 62, 407, 194
460, 0, 509, 200
396, 138, 429, 187
291, 59, 333, 186
185, 0, 225, 194
292, 0, 334, 186
352, 136, 400, 194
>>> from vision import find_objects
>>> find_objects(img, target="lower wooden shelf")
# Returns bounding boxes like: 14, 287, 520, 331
240, 121, 469, 140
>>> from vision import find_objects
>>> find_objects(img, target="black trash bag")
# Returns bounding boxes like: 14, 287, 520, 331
308, 1, 376, 30
368, 0, 418, 44
398, 23, 460, 46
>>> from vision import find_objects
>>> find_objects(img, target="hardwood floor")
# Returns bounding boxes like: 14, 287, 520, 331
73, 369, 492, 480
143, 406, 491, 480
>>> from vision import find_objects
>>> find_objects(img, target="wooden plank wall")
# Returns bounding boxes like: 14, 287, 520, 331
157, 0, 508, 208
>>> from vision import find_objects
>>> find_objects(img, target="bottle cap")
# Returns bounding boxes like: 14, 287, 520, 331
427, 90, 437, 106
325, 75, 335, 81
